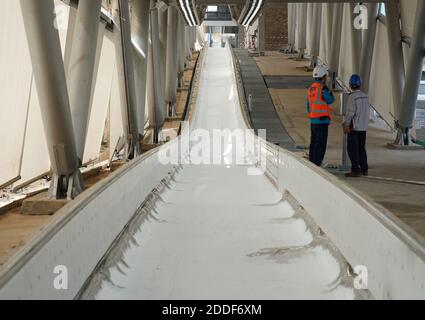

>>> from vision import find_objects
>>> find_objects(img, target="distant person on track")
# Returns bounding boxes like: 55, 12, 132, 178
307, 65, 335, 167
343, 74, 370, 178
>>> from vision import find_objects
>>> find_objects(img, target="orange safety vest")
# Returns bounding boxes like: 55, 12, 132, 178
307, 82, 333, 119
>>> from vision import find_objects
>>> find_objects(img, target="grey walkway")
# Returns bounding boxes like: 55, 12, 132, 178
233, 49, 297, 151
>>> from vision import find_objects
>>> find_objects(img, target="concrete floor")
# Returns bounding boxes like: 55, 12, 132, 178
257, 52, 425, 240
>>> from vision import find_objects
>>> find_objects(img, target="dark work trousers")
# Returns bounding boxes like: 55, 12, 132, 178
309, 124, 329, 166
347, 130, 368, 173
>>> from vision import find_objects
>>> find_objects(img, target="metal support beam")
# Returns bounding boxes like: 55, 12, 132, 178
67, 0, 102, 162
177, 14, 186, 89
20, 0, 83, 199
64, 5, 78, 75
384, 0, 406, 143
165, 6, 179, 118
324, 3, 333, 65
399, 0, 425, 139
329, 2, 343, 87
285, 3, 297, 53
257, 12, 265, 55
359, 3, 379, 95
349, 3, 362, 74
150, 3, 165, 143
146, 35, 155, 141
132, 0, 151, 137
185, 25, 193, 58
295, 3, 307, 59
309, 3, 322, 67
340, 92, 351, 171
115, 0, 141, 159
159, 6, 168, 99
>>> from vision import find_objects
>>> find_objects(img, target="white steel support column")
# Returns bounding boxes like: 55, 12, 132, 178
20, 0, 84, 199
150, 3, 165, 143
258, 13, 266, 55
64, 5, 78, 75
324, 3, 333, 65
329, 2, 343, 87
399, 0, 425, 142
132, 0, 151, 137
67, 0, 102, 163
295, 3, 307, 59
146, 35, 155, 140
286, 3, 297, 53
159, 6, 168, 101
359, 3, 379, 95
165, 6, 179, 118
309, 3, 322, 67
177, 14, 186, 89
385, 0, 406, 142
349, 3, 362, 74
114, 0, 141, 159
185, 25, 192, 58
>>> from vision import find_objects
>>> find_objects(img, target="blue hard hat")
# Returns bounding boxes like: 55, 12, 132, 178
349, 74, 362, 88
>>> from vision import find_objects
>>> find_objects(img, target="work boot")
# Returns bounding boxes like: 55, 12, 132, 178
362, 171, 369, 176
345, 172, 361, 178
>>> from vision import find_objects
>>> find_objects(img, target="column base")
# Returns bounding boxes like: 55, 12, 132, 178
48, 170, 84, 200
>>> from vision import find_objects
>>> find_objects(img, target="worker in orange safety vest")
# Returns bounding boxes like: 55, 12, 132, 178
307, 65, 335, 166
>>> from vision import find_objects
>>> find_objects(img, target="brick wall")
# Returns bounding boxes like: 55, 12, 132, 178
263, 3, 288, 51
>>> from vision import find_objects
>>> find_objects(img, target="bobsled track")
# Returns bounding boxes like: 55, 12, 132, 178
1, 45, 425, 300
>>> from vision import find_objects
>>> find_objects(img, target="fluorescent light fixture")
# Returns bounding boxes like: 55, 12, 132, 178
185, 0, 197, 26
246, 0, 264, 26
179, 0, 193, 26
242, 0, 257, 26
242, 0, 264, 27
178, 0, 198, 26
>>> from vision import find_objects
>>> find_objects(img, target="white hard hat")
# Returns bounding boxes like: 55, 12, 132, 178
313, 65, 328, 78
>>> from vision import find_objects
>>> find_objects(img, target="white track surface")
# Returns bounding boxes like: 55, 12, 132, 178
87, 48, 356, 300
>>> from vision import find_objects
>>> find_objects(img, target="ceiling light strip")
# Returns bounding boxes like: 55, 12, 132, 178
242, 0, 257, 26
185, 0, 197, 26
179, 0, 193, 26
246, 0, 264, 26
243, 0, 257, 25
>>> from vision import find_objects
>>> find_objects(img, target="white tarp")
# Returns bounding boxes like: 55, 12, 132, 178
318, 3, 331, 66
109, 62, 124, 160
18, 84, 50, 186
0, 2, 33, 186
83, 26, 115, 164
339, 3, 355, 87
369, 22, 395, 126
